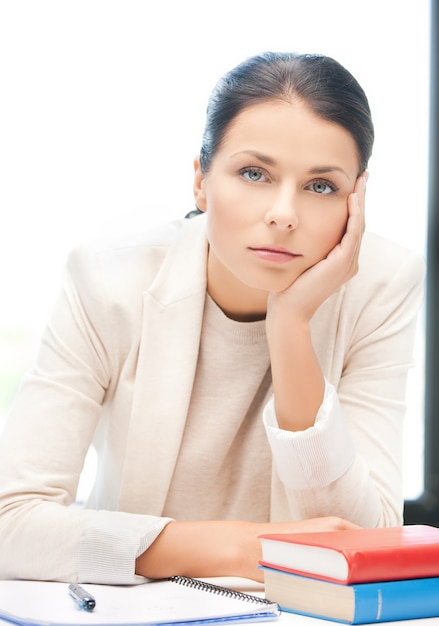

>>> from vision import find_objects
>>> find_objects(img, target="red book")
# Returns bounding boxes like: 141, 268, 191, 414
258, 524, 439, 584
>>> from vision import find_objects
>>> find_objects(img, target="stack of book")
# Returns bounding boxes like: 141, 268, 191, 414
258, 524, 439, 624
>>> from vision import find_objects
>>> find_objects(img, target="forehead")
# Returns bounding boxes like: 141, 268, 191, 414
219, 100, 360, 173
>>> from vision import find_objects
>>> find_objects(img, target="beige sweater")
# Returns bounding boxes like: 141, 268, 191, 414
0, 215, 425, 584
163, 293, 272, 522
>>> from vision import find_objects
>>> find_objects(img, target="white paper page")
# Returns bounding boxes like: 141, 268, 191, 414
0, 580, 278, 626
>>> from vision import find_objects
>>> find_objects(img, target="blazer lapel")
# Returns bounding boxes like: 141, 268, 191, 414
118, 217, 208, 515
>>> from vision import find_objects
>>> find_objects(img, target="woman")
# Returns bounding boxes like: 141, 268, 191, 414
0, 52, 425, 584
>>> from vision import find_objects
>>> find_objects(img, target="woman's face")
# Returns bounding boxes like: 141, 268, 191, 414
193, 99, 361, 319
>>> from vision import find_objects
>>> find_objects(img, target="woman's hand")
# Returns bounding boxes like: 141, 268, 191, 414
240, 516, 361, 582
268, 173, 367, 323
135, 517, 360, 582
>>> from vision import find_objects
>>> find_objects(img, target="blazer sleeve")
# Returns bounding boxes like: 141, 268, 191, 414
263, 243, 426, 527
0, 245, 173, 584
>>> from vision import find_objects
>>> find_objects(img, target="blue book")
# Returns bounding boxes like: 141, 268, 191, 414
262, 565, 439, 624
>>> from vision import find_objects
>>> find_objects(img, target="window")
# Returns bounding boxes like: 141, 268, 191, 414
404, 0, 439, 525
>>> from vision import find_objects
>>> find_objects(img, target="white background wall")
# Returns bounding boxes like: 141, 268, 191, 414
0, 0, 431, 498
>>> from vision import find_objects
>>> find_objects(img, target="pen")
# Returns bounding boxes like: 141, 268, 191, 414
68, 583, 96, 611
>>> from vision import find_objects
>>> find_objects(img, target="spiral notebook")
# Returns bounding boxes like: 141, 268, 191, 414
0, 576, 279, 626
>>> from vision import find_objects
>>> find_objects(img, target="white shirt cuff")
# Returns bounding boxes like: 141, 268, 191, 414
263, 380, 355, 489
77, 511, 173, 584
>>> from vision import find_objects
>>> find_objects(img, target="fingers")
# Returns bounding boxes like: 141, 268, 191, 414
346, 191, 363, 258
352, 172, 367, 233
335, 175, 366, 278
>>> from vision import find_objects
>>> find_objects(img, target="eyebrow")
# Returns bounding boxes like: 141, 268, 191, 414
309, 166, 352, 181
230, 150, 277, 166
230, 150, 352, 181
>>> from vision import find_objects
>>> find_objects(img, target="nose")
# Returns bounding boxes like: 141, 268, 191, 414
264, 188, 298, 230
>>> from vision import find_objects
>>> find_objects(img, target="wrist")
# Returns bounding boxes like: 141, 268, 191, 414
267, 291, 314, 328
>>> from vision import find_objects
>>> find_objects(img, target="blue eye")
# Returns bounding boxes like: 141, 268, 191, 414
307, 180, 337, 194
241, 167, 267, 182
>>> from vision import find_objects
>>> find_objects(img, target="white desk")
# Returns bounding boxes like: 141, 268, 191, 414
0, 578, 438, 626
215, 577, 439, 626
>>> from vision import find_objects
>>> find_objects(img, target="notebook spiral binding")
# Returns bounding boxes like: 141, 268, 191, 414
169, 576, 275, 605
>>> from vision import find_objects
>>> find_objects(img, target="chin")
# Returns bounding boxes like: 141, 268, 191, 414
241, 276, 297, 296
252, 268, 305, 292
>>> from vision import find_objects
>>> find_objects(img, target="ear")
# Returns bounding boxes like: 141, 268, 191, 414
193, 156, 207, 212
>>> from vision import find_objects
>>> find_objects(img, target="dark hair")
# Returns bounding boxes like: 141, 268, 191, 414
199, 51, 374, 175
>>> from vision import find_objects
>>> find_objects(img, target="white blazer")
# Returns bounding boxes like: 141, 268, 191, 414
0, 215, 425, 583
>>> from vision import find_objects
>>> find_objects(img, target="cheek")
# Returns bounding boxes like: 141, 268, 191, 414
204, 194, 235, 256
312, 208, 348, 256
204, 186, 247, 234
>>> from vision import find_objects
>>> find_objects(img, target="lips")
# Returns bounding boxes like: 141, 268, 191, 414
248, 246, 301, 264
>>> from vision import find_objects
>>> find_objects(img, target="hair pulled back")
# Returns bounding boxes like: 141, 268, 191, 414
199, 52, 374, 175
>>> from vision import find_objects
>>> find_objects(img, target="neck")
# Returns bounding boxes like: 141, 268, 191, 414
207, 252, 268, 322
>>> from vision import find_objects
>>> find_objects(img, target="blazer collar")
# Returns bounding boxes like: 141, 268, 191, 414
148, 214, 208, 306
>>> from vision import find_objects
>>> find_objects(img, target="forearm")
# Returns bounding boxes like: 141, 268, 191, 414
135, 520, 260, 580
267, 310, 324, 431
